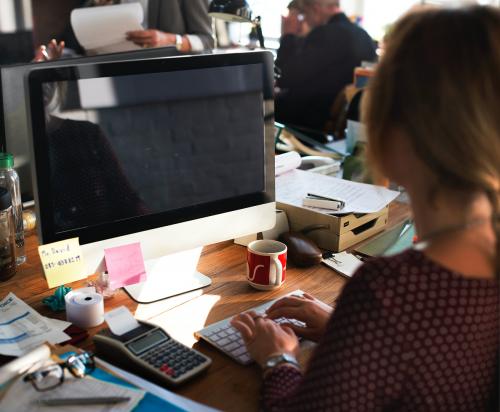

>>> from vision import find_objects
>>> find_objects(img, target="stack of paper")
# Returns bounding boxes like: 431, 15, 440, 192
0, 293, 71, 357
276, 169, 399, 215
1, 373, 145, 412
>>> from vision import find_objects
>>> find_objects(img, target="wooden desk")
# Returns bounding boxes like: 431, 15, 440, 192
0, 201, 409, 411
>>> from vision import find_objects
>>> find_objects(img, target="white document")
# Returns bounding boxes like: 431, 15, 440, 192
322, 252, 363, 277
97, 358, 220, 412
275, 151, 302, 176
46, 317, 71, 331
104, 306, 140, 336
0, 293, 70, 357
71, 3, 144, 54
276, 169, 399, 215
1, 374, 144, 412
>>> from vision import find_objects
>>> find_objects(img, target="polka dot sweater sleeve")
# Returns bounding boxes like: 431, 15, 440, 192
261, 250, 499, 411
262, 261, 406, 411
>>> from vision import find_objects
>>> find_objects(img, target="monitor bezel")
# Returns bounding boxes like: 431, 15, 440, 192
28, 51, 275, 246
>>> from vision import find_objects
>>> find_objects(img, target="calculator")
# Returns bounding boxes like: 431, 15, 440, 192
93, 320, 211, 386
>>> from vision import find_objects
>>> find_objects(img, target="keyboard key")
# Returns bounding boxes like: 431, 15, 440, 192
216, 338, 230, 346
239, 354, 251, 363
231, 346, 246, 357
224, 342, 240, 352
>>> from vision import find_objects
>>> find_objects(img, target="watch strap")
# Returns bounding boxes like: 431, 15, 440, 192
264, 353, 300, 372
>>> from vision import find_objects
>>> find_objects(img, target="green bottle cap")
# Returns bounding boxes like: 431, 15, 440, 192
0, 153, 13, 169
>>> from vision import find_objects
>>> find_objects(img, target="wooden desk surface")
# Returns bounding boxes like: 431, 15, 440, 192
0, 201, 410, 411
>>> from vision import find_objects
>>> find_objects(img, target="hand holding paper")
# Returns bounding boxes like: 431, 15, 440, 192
71, 3, 144, 54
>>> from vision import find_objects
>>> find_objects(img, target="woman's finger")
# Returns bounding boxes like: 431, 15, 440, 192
280, 324, 298, 338
266, 305, 307, 321
230, 319, 254, 342
266, 296, 304, 313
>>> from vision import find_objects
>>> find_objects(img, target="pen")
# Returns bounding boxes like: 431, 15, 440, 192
38, 396, 131, 406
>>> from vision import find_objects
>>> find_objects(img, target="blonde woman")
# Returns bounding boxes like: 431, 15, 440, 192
232, 6, 499, 411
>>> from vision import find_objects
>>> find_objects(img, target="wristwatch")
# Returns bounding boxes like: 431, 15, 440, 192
175, 35, 183, 51
264, 353, 300, 371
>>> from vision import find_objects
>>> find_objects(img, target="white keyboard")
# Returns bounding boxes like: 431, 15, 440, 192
195, 290, 306, 365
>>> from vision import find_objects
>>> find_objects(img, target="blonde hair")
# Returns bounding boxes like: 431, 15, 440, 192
363, 6, 500, 274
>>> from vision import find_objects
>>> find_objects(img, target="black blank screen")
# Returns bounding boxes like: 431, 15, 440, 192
42, 64, 265, 233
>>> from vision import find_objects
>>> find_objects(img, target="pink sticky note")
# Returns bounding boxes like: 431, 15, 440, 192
104, 243, 147, 289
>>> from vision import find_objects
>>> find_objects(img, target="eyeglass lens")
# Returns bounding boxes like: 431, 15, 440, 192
28, 364, 64, 391
24, 352, 95, 392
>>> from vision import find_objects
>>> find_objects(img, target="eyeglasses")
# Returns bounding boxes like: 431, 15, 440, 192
23, 352, 95, 392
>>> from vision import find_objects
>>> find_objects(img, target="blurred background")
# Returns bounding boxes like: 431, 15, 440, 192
1, 0, 499, 65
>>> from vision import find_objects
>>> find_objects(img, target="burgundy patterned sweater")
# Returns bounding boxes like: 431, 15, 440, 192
262, 249, 499, 411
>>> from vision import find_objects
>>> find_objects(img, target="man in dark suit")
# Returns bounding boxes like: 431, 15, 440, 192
275, 0, 376, 133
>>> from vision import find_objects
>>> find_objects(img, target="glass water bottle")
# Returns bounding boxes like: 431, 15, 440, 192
0, 153, 25, 264
0, 187, 16, 281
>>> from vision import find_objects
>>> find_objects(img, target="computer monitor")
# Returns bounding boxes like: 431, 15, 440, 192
27, 51, 276, 303
1, 47, 182, 202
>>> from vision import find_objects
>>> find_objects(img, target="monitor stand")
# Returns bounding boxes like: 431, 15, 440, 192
123, 247, 212, 304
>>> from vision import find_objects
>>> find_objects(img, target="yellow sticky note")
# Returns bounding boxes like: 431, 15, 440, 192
38, 238, 87, 288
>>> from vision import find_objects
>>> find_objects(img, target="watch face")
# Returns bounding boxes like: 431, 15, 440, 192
266, 353, 298, 369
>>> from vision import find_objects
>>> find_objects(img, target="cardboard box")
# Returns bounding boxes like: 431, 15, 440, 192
276, 202, 389, 252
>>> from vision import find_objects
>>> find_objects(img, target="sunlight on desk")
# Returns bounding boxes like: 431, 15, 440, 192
123, 247, 211, 303
137, 294, 221, 347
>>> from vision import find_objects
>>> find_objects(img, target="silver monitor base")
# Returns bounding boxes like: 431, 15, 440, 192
123, 251, 212, 304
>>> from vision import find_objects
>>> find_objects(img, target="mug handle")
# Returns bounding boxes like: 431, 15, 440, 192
271, 256, 282, 286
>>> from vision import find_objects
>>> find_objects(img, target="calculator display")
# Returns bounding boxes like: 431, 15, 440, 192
127, 330, 167, 355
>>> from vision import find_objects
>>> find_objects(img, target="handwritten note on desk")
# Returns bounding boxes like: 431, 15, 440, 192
38, 238, 87, 288
104, 243, 147, 290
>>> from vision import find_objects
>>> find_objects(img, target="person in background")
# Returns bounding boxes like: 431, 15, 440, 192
275, 0, 376, 133
232, 5, 499, 411
283, 1, 310, 37
61, 0, 213, 55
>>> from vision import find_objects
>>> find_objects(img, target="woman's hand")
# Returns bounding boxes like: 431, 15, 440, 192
230, 311, 299, 368
33, 39, 65, 62
265, 293, 333, 342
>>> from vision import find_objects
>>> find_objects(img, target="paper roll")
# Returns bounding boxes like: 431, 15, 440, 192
65, 287, 104, 328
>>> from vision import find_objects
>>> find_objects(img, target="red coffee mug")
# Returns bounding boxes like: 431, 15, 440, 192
246, 240, 287, 290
